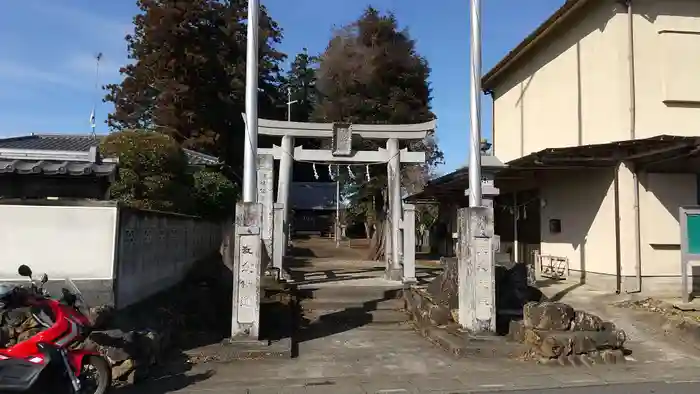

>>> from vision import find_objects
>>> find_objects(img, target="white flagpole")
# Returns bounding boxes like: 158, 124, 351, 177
90, 53, 102, 135
468, 0, 482, 207
242, 0, 260, 202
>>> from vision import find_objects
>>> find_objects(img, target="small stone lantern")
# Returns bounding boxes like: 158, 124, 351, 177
463, 155, 505, 208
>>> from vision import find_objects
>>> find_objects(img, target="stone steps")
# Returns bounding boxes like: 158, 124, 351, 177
302, 298, 405, 311
298, 286, 403, 302
303, 308, 409, 324
299, 286, 409, 331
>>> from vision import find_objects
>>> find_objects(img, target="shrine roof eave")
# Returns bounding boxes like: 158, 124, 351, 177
246, 115, 436, 140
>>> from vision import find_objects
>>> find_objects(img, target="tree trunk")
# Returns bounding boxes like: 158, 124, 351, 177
366, 188, 388, 260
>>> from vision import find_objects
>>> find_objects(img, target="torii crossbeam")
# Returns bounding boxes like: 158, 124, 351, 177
248, 115, 435, 281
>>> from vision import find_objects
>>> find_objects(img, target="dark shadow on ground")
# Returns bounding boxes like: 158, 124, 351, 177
295, 287, 404, 343
415, 267, 442, 285
289, 247, 317, 257
289, 266, 386, 285
416, 252, 442, 261
259, 280, 299, 358
98, 255, 231, 391
111, 360, 215, 394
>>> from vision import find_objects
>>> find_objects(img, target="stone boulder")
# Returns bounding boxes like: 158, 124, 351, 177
427, 258, 545, 316
571, 310, 604, 331
85, 328, 168, 385
509, 302, 628, 363
523, 301, 575, 331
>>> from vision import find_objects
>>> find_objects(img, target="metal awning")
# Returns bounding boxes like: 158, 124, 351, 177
406, 135, 700, 202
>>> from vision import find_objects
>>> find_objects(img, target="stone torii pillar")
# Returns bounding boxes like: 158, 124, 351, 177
251, 115, 435, 281
277, 135, 294, 242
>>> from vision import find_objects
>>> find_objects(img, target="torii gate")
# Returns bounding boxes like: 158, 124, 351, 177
253, 116, 436, 282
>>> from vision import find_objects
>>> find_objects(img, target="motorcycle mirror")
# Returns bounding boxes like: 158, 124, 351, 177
17, 265, 32, 278
39, 273, 48, 284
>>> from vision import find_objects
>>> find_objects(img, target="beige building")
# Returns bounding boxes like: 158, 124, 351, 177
490, 0, 700, 295
413, 0, 700, 296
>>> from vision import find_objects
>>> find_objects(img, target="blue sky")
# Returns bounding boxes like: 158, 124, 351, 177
0, 0, 564, 173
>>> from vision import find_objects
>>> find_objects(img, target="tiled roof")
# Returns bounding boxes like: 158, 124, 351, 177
0, 134, 220, 166
0, 134, 99, 151
0, 160, 116, 176
290, 182, 337, 210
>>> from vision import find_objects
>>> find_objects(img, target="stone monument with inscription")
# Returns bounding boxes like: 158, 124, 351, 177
257, 154, 274, 265
231, 202, 263, 339
458, 156, 503, 333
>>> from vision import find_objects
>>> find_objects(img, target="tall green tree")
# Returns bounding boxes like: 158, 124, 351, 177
281, 48, 318, 123
279, 49, 328, 182
313, 7, 443, 259
104, 0, 287, 177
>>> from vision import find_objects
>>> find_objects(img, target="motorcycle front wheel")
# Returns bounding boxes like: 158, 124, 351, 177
79, 355, 111, 394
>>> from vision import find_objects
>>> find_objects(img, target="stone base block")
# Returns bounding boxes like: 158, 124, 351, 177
404, 286, 520, 359
385, 268, 403, 281
186, 337, 293, 362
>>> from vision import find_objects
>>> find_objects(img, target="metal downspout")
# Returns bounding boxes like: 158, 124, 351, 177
614, 164, 622, 294
626, 0, 642, 293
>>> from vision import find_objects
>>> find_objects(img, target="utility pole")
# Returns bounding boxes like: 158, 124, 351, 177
286, 87, 298, 122
242, 0, 260, 202
89, 53, 102, 137
468, 0, 482, 207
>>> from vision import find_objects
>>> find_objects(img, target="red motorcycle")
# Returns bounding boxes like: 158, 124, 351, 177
0, 265, 111, 393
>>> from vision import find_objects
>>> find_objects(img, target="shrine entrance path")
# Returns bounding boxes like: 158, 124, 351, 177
121, 237, 700, 392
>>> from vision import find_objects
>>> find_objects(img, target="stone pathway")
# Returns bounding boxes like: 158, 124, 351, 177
117, 240, 700, 393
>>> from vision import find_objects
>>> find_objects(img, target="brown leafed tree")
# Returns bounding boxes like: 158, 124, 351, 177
104, 0, 287, 176
313, 6, 443, 259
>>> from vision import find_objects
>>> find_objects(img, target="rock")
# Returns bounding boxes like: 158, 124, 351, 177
89, 305, 115, 329
571, 310, 604, 331
601, 349, 626, 364
450, 309, 459, 323
427, 258, 545, 314
426, 257, 459, 309
508, 320, 527, 342
523, 301, 575, 331
111, 359, 136, 381
523, 329, 565, 358
522, 328, 627, 358
135, 329, 161, 366
87, 329, 137, 364
427, 305, 451, 326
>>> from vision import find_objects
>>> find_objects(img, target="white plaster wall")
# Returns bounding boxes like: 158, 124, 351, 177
639, 172, 697, 276
492, 0, 700, 163
630, 0, 700, 139
491, 1, 628, 163
0, 205, 118, 280
538, 167, 697, 281
538, 169, 617, 276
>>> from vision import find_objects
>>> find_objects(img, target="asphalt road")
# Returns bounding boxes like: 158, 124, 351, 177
485, 382, 700, 394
